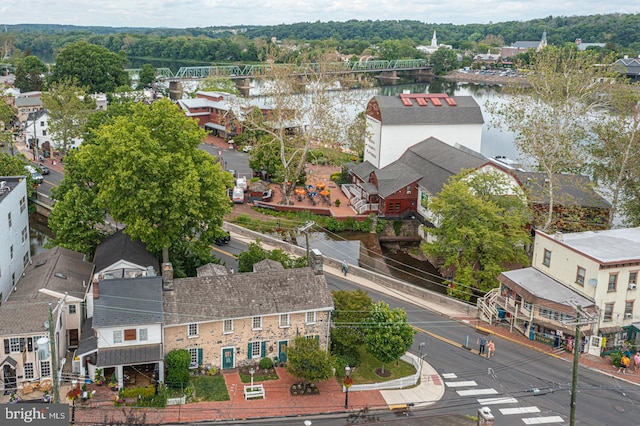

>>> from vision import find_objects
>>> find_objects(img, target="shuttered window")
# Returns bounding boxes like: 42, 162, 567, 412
124, 329, 136, 341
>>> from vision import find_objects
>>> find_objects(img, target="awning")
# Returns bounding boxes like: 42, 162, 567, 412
1, 356, 17, 368
97, 344, 163, 368
204, 122, 226, 131
599, 326, 624, 335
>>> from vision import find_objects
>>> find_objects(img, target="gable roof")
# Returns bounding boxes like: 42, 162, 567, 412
369, 94, 484, 126
513, 171, 611, 209
164, 267, 333, 326
0, 247, 94, 335
93, 230, 159, 274
93, 276, 163, 328
350, 137, 487, 197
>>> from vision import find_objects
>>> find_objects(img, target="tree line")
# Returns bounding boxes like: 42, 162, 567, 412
2, 13, 640, 64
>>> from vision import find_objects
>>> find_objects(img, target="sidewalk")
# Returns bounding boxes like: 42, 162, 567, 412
13, 139, 65, 174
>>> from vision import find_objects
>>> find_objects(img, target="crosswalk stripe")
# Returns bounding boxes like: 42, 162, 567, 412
457, 388, 499, 396
522, 416, 564, 424
500, 407, 540, 415
445, 380, 477, 387
442, 373, 457, 379
477, 397, 518, 405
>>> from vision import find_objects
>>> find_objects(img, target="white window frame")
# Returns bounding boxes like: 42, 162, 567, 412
187, 323, 199, 338
279, 314, 290, 328
630, 271, 638, 285
24, 362, 34, 380
542, 249, 551, 267
113, 330, 123, 344
251, 341, 261, 358
21, 226, 27, 244
40, 360, 51, 377
20, 196, 26, 213
139, 328, 148, 341
68, 304, 77, 315
575, 267, 585, 286
608, 274, 618, 292
223, 319, 233, 334
604, 303, 614, 321
252, 316, 262, 330
9, 337, 21, 353
306, 311, 316, 324
188, 348, 198, 364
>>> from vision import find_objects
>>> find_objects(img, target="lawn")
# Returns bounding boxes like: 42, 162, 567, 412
350, 346, 416, 384
190, 375, 230, 402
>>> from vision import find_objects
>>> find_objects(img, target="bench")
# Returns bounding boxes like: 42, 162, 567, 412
389, 403, 411, 416
243, 384, 265, 400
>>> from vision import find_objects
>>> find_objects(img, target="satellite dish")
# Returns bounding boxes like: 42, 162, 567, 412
44, 320, 49, 330
587, 278, 598, 287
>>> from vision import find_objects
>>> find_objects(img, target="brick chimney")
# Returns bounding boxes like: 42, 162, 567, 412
92, 280, 99, 299
162, 262, 174, 291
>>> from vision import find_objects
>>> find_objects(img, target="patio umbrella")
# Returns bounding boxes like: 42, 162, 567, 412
316, 182, 326, 190
319, 189, 330, 196
294, 187, 306, 195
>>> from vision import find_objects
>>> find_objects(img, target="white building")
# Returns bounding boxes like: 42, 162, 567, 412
0, 176, 30, 302
416, 31, 452, 55
24, 110, 84, 156
363, 92, 484, 169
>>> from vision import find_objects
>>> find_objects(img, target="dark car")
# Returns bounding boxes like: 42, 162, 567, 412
215, 231, 231, 246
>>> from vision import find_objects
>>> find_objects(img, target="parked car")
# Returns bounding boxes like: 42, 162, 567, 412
235, 176, 247, 192
24, 165, 43, 184
37, 164, 50, 175
227, 169, 237, 178
242, 145, 253, 153
232, 187, 245, 204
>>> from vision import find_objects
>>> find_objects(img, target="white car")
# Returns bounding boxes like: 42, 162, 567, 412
242, 145, 253, 153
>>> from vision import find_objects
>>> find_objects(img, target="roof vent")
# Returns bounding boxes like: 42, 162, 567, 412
54, 272, 67, 279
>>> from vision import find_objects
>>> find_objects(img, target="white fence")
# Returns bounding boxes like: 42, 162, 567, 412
344, 354, 420, 392
167, 396, 186, 406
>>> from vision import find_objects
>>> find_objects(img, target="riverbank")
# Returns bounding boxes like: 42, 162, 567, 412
443, 69, 530, 86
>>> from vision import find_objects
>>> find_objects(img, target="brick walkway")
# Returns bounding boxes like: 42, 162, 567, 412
73, 366, 387, 424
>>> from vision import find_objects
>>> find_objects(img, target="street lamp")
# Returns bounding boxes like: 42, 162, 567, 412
343, 365, 352, 409
249, 367, 255, 388
419, 342, 426, 370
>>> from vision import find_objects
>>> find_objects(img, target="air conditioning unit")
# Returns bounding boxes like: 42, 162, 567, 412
629, 284, 637, 290
625, 313, 633, 319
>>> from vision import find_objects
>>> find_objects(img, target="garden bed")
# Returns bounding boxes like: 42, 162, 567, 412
290, 381, 320, 396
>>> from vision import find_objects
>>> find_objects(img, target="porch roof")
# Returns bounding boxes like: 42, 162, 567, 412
204, 122, 226, 131
97, 344, 163, 368
500, 267, 595, 313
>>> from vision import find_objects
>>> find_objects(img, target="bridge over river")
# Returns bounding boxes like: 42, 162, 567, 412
126, 59, 432, 81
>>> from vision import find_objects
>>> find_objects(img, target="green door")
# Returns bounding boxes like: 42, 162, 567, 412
278, 341, 288, 363
222, 347, 234, 370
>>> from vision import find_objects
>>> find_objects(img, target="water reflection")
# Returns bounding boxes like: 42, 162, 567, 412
29, 215, 52, 255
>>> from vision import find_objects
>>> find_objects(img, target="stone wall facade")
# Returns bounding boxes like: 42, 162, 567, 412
164, 310, 331, 369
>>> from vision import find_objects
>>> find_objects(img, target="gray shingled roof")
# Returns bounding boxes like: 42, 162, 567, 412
512, 41, 541, 49
0, 247, 94, 335
196, 263, 229, 277
93, 277, 163, 328
164, 267, 333, 326
501, 267, 594, 308
93, 230, 159, 274
349, 138, 487, 197
96, 343, 163, 367
514, 171, 611, 209
373, 95, 484, 126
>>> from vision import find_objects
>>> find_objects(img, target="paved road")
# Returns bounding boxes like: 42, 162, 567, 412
213, 239, 640, 425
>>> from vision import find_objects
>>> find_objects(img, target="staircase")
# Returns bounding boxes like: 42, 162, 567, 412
477, 288, 499, 323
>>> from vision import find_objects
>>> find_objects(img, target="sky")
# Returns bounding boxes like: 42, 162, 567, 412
0, 1, 638, 29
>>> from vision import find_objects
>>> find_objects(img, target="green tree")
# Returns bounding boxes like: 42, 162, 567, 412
422, 170, 531, 299
0, 90, 14, 151
330, 290, 373, 358
236, 241, 307, 272
587, 85, 640, 227
137, 63, 156, 89
430, 48, 458, 75
363, 301, 415, 374
345, 112, 368, 158
0, 153, 36, 198
165, 349, 191, 388
41, 79, 96, 155
286, 336, 334, 384
197, 76, 239, 95
50, 98, 233, 262
48, 41, 130, 93
487, 46, 615, 231
14, 55, 47, 92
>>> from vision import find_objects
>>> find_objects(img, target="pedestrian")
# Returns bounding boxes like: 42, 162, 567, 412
618, 353, 630, 374
478, 335, 488, 356
634, 352, 640, 373
341, 260, 349, 276
487, 339, 495, 358
230, 268, 234, 274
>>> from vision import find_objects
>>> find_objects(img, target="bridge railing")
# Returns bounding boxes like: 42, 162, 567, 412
125, 59, 430, 80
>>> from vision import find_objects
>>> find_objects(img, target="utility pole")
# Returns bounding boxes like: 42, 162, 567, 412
48, 302, 60, 403
298, 221, 315, 264
563, 302, 597, 426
